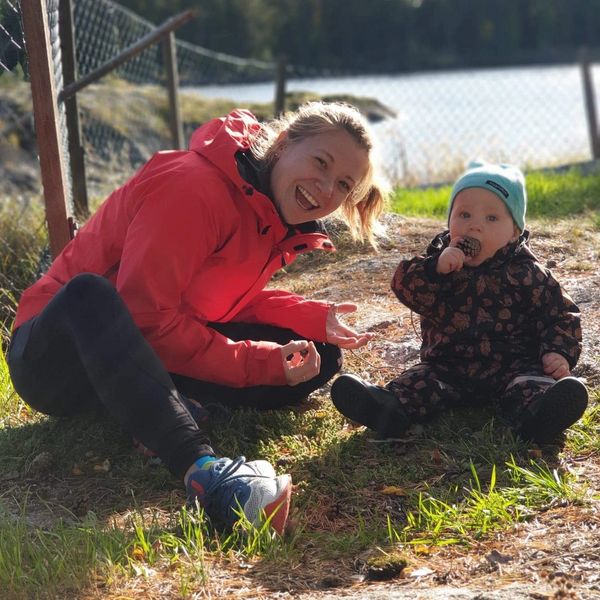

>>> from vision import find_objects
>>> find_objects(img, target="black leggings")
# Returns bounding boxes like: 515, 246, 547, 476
7, 274, 342, 479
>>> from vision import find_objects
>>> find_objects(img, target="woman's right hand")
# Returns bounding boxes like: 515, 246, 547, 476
280, 340, 321, 386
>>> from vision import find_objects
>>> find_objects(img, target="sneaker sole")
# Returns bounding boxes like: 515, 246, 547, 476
263, 474, 292, 535
331, 375, 407, 438
519, 377, 588, 444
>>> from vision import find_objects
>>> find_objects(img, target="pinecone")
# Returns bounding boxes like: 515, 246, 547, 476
456, 236, 481, 257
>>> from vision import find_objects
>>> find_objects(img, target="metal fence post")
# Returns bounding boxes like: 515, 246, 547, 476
580, 47, 600, 160
21, 0, 72, 258
163, 31, 184, 150
59, 0, 89, 218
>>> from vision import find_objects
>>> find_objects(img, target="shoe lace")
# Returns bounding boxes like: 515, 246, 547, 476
202, 456, 272, 520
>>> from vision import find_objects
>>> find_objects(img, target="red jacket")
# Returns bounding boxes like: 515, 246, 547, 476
15, 110, 335, 387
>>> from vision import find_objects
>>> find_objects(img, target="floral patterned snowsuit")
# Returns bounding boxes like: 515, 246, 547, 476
387, 230, 582, 429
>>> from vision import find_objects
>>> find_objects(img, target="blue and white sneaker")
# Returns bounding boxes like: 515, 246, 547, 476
185, 456, 292, 535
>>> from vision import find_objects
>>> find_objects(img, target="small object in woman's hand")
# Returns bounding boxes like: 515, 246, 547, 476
456, 236, 481, 257
286, 349, 309, 362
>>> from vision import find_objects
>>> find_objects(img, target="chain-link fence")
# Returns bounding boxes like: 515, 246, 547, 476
0, 0, 46, 341
1, 0, 599, 196
0, 0, 33, 194
69, 0, 277, 196
273, 65, 600, 185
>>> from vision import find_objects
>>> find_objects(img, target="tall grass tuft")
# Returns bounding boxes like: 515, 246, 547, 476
386, 458, 583, 548
0, 198, 47, 345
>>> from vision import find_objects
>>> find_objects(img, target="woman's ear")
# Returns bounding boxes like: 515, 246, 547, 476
267, 131, 290, 174
273, 131, 289, 158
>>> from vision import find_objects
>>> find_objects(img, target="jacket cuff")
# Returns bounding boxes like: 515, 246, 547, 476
423, 255, 445, 281
250, 342, 288, 386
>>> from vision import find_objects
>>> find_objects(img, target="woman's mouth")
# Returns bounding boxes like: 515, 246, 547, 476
296, 185, 320, 211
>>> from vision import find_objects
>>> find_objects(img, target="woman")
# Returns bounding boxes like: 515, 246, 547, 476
7, 102, 386, 534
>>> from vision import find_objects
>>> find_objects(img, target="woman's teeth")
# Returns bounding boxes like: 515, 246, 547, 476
297, 185, 319, 209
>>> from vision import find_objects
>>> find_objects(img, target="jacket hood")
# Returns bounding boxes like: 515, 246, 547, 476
189, 109, 261, 183
427, 229, 536, 267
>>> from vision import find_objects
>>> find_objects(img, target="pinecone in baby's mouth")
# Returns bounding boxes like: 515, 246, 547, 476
456, 236, 481, 257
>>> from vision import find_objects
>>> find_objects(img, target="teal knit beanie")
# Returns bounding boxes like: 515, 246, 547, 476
448, 161, 527, 231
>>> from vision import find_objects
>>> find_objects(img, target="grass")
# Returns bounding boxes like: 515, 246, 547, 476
390, 165, 600, 221
0, 160, 599, 596
0, 199, 47, 344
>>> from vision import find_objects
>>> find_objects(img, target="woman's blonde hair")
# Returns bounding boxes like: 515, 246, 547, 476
250, 101, 387, 248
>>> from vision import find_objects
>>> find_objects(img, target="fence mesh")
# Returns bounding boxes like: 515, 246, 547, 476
0, 0, 29, 154
272, 66, 598, 185
1, 0, 55, 340
71, 0, 276, 192
2, 0, 600, 196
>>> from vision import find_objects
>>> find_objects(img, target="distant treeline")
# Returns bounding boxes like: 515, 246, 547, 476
118, 0, 599, 73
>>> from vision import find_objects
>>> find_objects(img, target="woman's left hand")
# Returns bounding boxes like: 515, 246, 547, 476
326, 303, 374, 349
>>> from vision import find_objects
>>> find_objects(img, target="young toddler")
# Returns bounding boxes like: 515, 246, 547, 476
331, 161, 588, 444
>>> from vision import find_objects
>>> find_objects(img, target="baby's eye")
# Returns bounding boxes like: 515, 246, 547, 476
487, 215, 498, 222
459, 211, 470, 219
315, 157, 327, 167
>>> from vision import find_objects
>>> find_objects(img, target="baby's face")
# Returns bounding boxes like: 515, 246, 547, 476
449, 188, 520, 266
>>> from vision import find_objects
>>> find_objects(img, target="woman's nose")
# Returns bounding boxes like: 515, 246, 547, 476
316, 177, 334, 199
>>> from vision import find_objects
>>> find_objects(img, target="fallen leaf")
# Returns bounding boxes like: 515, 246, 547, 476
130, 545, 145, 561
431, 448, 442, 465
381, 485, 408, 497
93, 458, 111, 472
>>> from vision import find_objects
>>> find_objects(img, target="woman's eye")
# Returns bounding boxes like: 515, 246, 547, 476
316, 157, 326, 167
339, 181, 351, 193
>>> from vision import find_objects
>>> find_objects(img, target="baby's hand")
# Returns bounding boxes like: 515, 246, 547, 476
542, 352, 570, 380
437, 247, 465, 274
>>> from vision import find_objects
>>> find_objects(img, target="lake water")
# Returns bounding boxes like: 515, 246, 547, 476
187, 64, 599, 185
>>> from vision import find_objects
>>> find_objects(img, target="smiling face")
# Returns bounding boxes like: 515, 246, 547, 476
269, 129, 369, 225
449, 188, 520, 266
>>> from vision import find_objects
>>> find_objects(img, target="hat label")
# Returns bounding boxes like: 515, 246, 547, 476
486, 179, 509, 198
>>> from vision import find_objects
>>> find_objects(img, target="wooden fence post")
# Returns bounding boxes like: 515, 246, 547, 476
163, 31, 184, 150
21, 0, 72, 258
580, 47, 600, 160
59, 0, 89, 218
274, 56, 287, 116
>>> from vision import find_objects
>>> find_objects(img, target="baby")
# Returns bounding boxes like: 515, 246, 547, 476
332, 161, 588, 444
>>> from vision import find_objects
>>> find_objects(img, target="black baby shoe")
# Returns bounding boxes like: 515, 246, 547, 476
516, 377, 588, 444
331, 374, 410, 438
